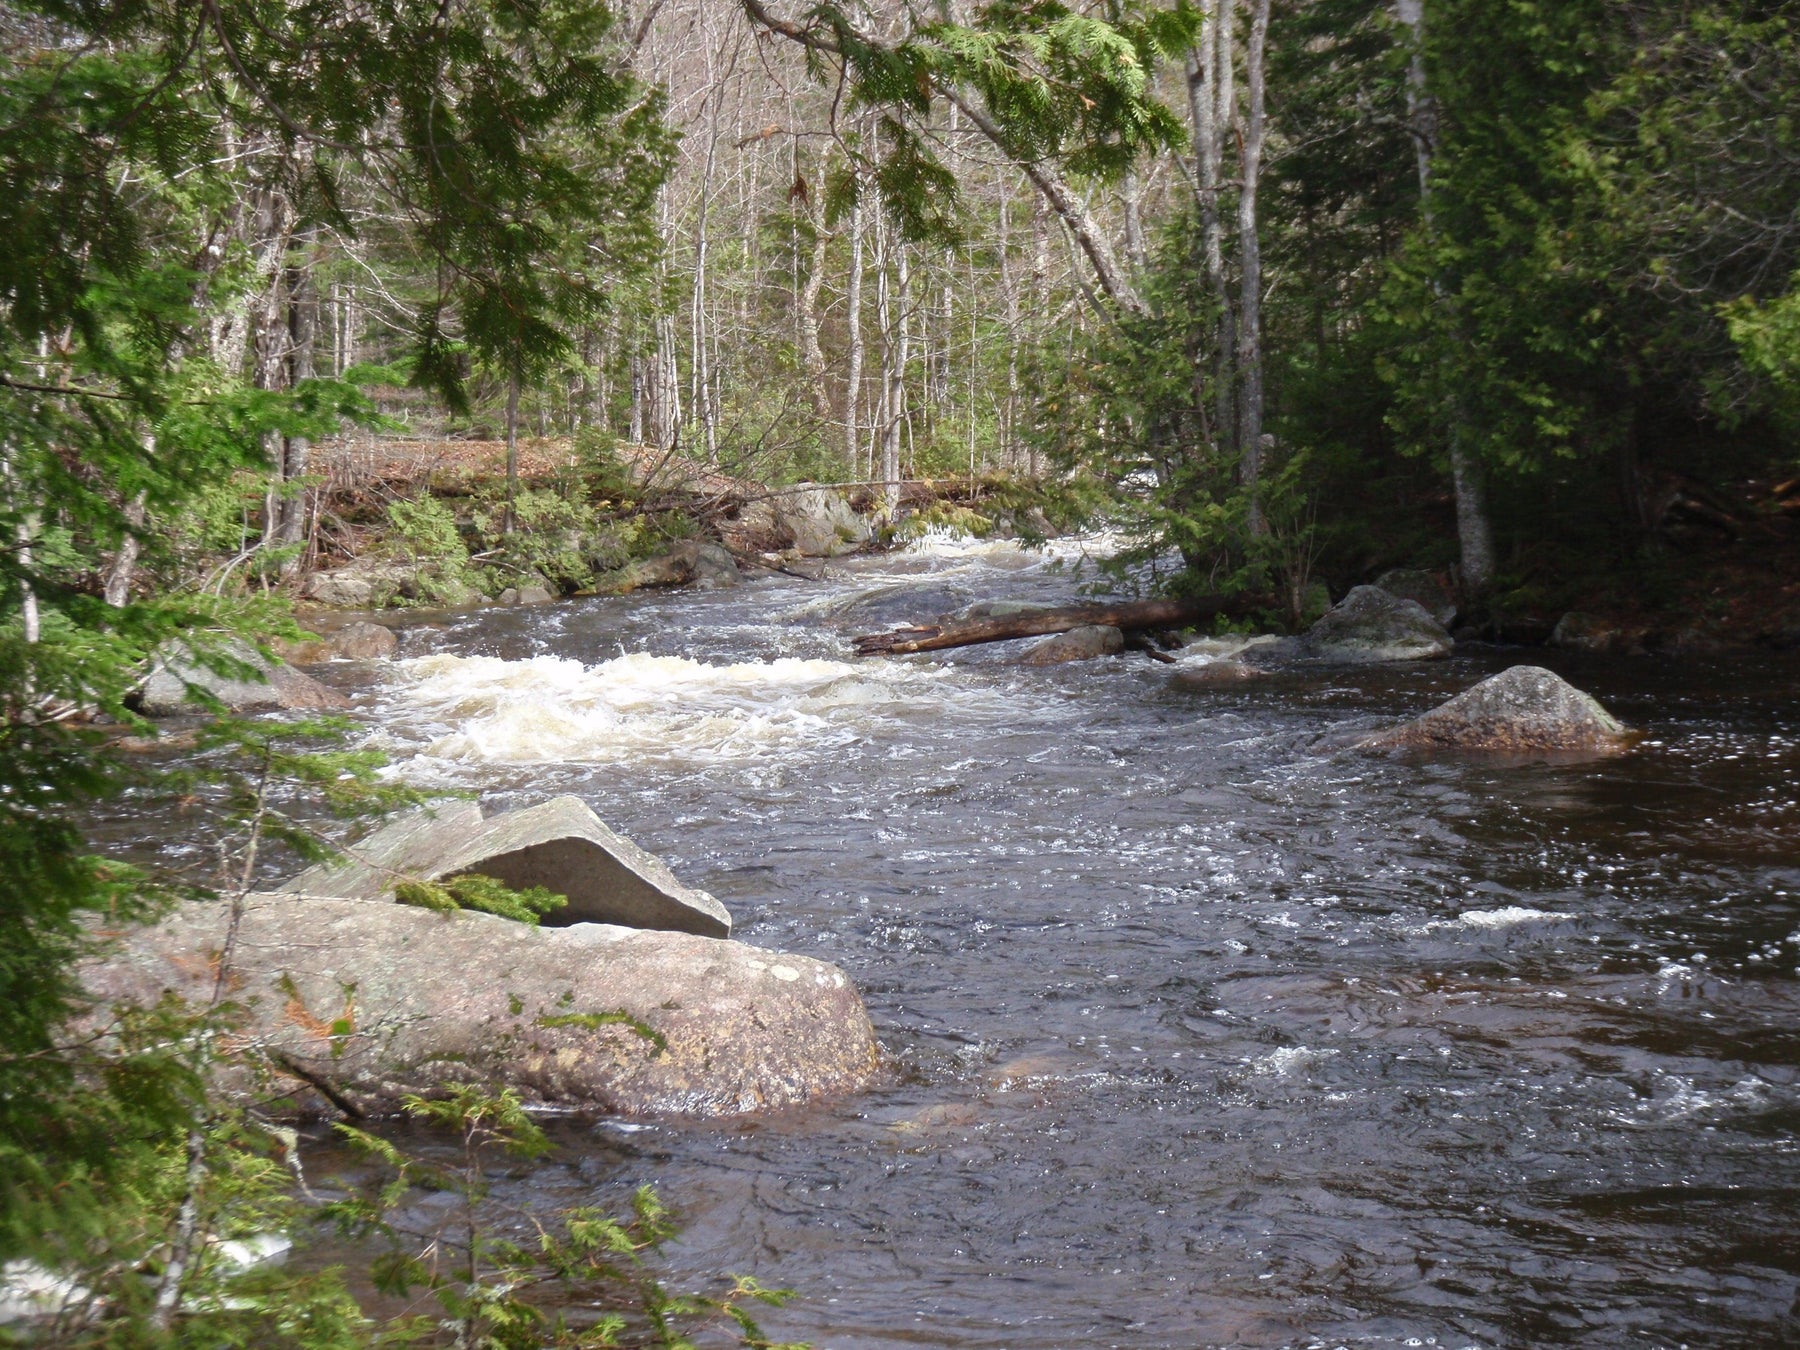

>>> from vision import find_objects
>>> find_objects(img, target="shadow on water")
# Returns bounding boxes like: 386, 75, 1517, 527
98, 537, 1800, 1347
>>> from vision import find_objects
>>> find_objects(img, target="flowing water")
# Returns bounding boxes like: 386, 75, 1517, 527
126, 537, 1800, 1346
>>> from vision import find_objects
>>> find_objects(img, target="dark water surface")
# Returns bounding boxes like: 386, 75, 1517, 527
132, 538, 1800, 1347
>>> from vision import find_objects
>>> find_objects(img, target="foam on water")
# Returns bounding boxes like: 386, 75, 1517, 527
378, 650, 974, 769
1457, 906, 1566, 929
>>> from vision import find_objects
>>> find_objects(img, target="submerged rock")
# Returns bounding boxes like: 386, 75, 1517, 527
80, 895, 879, 1119
1169, 658, 1265, 690
774, 485, 871, 557
1357, 665, 1631, 753
1018, 624, 1125, 665
1286, 585, 1454, 663
139, 638, 350, 716
281, 797, 732, 939
1372, 568, 1458, 628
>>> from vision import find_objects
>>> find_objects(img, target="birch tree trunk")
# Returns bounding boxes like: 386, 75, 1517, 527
1186, 1, 1236, 462
845, 194, 865, 471
277, 232, 317, 561
1235, 0, 1270, 538
1395, 0, 1496, 595
880, 241, 909, 515
799, 169, 832, 421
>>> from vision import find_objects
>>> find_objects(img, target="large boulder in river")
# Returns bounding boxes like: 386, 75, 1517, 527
281, 797, 733, 939
1288, 585, 1454, 663
139, 638, 350, 716
277, 620, 399, 664
1372, 568, 1458, 628
1017, 624, 1124, 665
1357, 665, 1632, 753
774, 485, 870, 557
79, 895, 879, 1119
604, 539, 741, 593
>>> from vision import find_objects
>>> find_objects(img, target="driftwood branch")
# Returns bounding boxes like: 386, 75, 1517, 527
853, 595, 1261, 656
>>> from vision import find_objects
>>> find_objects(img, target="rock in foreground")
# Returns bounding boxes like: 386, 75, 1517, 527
1289, 585, 1454, 663
1018, 624, 1124, 665
281, 797, 733, 938
1358, 665, 1632, 753
80, 896, 879, 1118
139, 638, 350, 716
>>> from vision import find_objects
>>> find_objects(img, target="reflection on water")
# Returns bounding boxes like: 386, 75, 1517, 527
122, 535, 1800, 1346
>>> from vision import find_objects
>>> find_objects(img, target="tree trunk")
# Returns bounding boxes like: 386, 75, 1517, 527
1395, 0, 1496, 596
799, 186, 832, 421
1235, 0, 1270, 538
1186, 8, 1235, 463
277, 235, 317, 561
880, 241, 909, 515
845, 195, 865, 471
503, 371, 520, 533
853, 595, 1263, 655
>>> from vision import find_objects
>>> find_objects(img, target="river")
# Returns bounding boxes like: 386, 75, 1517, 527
131, 535, 1800, 1346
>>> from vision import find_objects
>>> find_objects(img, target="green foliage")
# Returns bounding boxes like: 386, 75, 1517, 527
326, 1086, 807, 1350
384, 494, 481, 603
394, 873, 568, 926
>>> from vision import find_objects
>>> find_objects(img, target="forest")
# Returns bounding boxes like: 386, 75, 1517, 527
2, 0, 1798, 1344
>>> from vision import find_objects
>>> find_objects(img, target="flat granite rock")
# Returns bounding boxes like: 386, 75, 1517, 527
281, 797, 732, 939
139, 638, 351, 716
1357, 664, 1632, 754
79, 896, 879, 1118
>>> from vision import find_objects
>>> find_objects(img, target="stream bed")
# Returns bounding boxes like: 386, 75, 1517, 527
123, 537, 1800, 1346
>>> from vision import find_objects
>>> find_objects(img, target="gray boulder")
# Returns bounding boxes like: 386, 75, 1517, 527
1291, 585, 1454, 663
496, 583, 556, 606
605, 540, 742, 593
1018, 624, 1125, 665
1169, 658, 1265, 690
1373, 568, 1458, 627
279, 620, 399, 664
301, 558, 415, 608
79, 895, 878, 1119
774, 486, 871, 557
280, 797, 733, 939
1357, 665, 1632, 753
139, 638, 350, 717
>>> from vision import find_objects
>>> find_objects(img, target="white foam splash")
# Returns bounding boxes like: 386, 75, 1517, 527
1250, 1046, 1339, 1076
1457, 906, 1564, 929
379, 651, 963, 767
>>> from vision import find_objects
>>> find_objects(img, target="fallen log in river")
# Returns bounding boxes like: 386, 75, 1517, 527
853, 595, 1264, 656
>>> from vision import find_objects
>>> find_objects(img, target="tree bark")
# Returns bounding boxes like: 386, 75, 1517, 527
854, 595, 1263, 656
1235, 0, 1270, 537
799, 193, 832, 421
277, 234, 317, 562
845, 193, 866, 471
503, 371, 520, 533
1395, 0, 1496, 595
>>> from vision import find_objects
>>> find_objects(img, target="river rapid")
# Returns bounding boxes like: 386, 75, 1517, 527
137, 537, 1800, 1346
